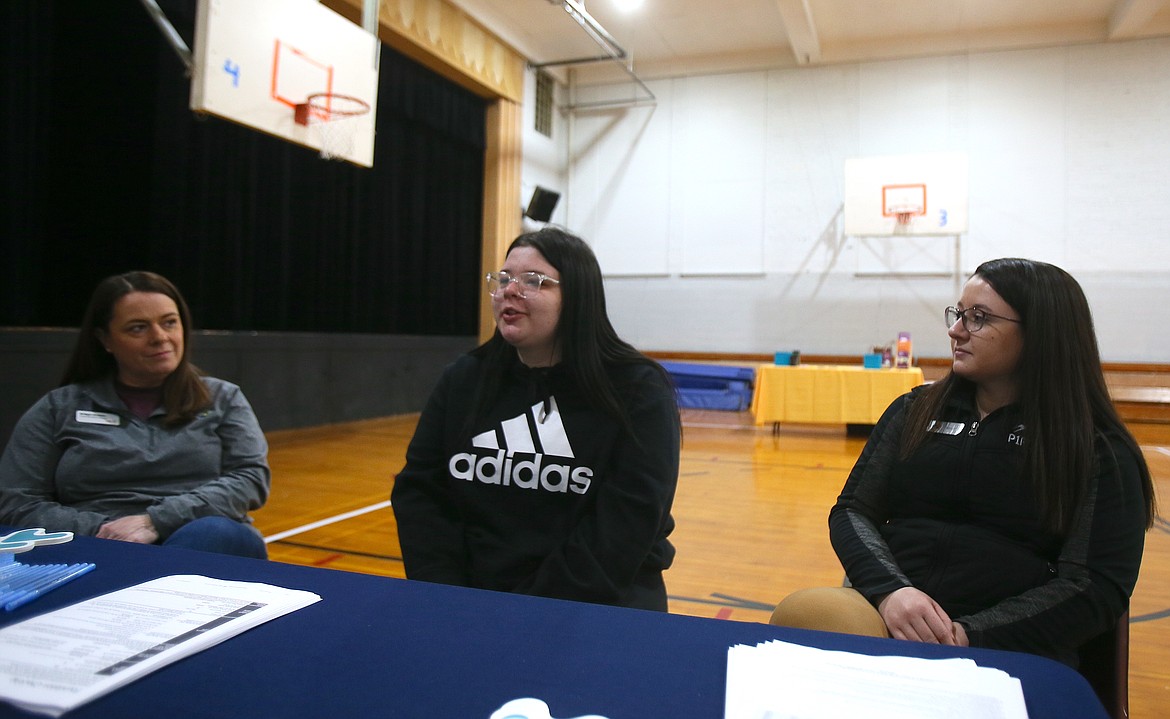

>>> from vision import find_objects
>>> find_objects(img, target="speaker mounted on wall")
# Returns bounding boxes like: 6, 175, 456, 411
524, 186, 561, 223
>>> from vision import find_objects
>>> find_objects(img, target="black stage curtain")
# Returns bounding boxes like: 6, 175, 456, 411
0, 0, 485, 335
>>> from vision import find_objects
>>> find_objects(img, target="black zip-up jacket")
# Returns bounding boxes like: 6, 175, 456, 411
830, 385, 1148, 665
392, 352, 680, 610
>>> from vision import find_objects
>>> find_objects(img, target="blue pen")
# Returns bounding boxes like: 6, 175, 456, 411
3, 563, 95, 611
3, 563, 96, 611
7, 564, 74, 594
17, 563, 70, 586
0, 566, 55, 605
0, 565, 65, 604
0, 563, 60, 591
10, 564, 86, 594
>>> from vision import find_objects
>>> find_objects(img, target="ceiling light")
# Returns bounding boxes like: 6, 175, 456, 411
612, 0, 645, 12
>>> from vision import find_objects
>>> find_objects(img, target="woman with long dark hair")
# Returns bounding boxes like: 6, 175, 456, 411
0, 271, 270, 558
771, 258, 1155, 666
392, 228, 681, 610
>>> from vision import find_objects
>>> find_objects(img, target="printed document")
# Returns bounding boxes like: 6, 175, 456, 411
0, 574, 321, 717
726, 640, 1029, 719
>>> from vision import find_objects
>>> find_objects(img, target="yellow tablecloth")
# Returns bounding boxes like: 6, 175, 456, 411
750, 364, 926, 426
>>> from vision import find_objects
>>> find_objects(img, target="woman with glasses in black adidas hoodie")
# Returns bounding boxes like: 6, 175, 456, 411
392, 227, 681, 610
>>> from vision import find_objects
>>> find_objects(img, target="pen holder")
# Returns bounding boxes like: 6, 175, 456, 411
0, 551, 17, 576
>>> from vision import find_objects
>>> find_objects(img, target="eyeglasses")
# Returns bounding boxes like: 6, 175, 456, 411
485, 271, 561, 298
945, 306, 1021, 333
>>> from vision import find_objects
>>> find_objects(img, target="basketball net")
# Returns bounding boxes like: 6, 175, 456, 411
317, 116, 360, 161
891, 206, 918, 234
294, 93, 371, 162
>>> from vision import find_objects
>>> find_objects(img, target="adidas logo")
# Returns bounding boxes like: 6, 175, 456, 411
448, 396, 593, 494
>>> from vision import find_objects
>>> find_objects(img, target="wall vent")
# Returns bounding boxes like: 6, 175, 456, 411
534, 71, 554, 138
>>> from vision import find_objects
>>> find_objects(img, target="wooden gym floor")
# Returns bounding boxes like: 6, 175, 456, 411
252, 409, 1170, 717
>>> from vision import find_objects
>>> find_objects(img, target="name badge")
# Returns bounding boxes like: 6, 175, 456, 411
76, 410, 121, 426
927, 420, 965, 435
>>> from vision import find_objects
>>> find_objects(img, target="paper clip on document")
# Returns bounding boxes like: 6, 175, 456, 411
0, 528, 96, 611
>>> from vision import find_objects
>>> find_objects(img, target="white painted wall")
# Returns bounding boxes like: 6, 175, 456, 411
520, 38, 1170, 362
518, 69, 569, 232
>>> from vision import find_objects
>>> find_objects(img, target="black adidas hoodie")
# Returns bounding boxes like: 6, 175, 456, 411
392, 352, 680, 610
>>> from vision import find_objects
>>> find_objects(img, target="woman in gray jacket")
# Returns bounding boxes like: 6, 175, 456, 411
0, 271, 270, 558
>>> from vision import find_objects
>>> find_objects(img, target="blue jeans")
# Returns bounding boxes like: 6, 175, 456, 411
162, 517, 268, 559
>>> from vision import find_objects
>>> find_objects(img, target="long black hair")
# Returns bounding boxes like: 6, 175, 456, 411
62, 271, 210, 427
471, 227, 676, 437
902, 258, 1154, 533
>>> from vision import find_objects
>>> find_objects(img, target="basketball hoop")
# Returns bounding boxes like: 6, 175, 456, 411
881, 183, 927, 234
294, 92, 371, 161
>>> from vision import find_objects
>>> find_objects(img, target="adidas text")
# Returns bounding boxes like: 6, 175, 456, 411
449, 451, 592, 494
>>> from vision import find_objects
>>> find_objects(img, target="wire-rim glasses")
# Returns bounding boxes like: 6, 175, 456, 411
945, 306, 1021, 333
485, 271, 561, 298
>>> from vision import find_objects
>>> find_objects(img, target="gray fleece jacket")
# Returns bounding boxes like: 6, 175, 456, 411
0, 377, 270, 539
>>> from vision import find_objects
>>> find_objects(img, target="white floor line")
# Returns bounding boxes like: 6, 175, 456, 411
263, 500, 393, 544
264, 444, 1167, 544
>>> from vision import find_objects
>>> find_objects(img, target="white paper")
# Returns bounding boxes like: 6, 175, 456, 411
726, 640, 1029, 719
0, 574, 321, 717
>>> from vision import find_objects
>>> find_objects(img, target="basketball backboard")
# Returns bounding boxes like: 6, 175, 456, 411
190, 0, 379, 167
843, 153, 969, 235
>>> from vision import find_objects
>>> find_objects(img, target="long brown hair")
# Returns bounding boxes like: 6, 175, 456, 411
901, 258, 1155, 534
62, 271, 210, 426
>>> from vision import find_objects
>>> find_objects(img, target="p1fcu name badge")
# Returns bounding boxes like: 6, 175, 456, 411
926, 420, 965, 436
75, 411, 121, 426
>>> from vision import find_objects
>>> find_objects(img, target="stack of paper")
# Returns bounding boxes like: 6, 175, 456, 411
0, 574, 321, 717
726, 640, 1029, 719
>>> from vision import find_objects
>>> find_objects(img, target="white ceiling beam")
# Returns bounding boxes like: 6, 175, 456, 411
1109, 0, 1167, 38
774, 0, 821, 65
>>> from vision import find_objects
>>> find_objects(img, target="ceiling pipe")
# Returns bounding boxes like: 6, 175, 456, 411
529, 0, 655, 110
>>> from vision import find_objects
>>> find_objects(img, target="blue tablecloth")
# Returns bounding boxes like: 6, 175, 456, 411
0, 531, 1107, 718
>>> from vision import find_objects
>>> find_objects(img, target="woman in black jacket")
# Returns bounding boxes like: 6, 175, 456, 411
772, 258, 1155, 666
